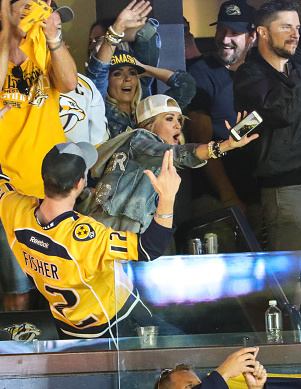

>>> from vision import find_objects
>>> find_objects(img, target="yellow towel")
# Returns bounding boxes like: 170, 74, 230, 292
19, 0, 52, 33
19, 0, 52, 73
20, 22, 47, 72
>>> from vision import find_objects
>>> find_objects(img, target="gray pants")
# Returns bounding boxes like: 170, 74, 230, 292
261, 185, 301, 251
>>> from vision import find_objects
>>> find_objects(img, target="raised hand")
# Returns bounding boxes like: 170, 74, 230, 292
216, 347, 258, 382
226, 112, 259, 149
144, 149, 181, 199
113, 0, 152, 35
41, 13, 59, 42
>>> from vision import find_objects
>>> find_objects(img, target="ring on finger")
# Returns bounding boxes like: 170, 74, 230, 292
132, 8, 136, 11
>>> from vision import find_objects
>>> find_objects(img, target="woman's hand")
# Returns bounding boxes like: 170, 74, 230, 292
113, 0, 152, 35
226, 111, 259, 150
217, 112, 259, 154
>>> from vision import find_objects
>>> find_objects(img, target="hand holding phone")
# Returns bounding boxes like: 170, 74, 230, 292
230, 111, 262, 142
243, 336, 255, 368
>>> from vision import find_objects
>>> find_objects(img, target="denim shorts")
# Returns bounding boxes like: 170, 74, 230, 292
0, 219, 35, 294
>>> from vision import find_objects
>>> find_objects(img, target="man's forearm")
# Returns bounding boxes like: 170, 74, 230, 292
48, 43, 78, 93
0, 31, 11, 91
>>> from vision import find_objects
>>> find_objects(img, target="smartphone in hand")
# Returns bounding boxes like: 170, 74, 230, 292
243, 335, 255, 368
230, 111, 263, 141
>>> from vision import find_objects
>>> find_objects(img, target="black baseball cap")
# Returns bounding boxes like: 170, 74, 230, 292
210, 0, 255, 33
110, 50, 145, 74
42, 142, 98, 190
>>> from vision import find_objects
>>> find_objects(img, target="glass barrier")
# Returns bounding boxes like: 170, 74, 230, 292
0, 251, 301, 389
115, 251, 301, 388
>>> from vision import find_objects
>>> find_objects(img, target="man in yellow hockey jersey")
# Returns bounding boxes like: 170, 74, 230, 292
0, 141, 181, 339
0, 0, 77, 310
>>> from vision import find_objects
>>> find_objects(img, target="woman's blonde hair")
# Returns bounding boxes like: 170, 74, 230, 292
138, 99, 186, 145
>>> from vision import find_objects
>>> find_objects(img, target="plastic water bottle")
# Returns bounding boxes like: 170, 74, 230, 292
265, 300, 283, 343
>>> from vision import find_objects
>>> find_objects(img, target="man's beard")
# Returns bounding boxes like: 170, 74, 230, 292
217, 44, 244, 65
268, 35, 298, 59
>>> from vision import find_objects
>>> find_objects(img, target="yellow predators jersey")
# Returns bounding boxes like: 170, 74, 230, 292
0, 56, 66, 199
0, 178, 139, 338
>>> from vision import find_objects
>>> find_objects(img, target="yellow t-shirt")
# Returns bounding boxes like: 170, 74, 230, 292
0, 54, 66, 199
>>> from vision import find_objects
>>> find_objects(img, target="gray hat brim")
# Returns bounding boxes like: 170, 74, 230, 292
53, 6, 74, 24
56, 142, 98, 170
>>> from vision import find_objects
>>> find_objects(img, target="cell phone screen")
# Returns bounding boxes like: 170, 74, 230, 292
236, 113, 260, 138
231, 111, 262, 141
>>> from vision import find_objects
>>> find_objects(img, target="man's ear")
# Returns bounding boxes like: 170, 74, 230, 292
257, 26, 267, 40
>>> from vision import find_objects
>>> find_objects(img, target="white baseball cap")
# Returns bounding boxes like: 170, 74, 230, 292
136, 94, 182, 124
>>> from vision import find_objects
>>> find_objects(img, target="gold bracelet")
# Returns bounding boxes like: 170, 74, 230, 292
208, 141, 227, 159
208, 141, 218, 159
105, 31, 122, 46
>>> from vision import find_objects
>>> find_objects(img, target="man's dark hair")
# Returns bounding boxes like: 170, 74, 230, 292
42, 153, 85, 199
255, 0, 299, 28
153, 364, 193, 389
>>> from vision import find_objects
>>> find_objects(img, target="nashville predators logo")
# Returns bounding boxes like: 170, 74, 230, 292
73, 223, 96, 241
1, 322, 42, 342
29, 89, 49, 108
59, 95, 85, 132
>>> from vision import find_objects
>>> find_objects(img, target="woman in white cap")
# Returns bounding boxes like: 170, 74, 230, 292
80, 94, 258, 235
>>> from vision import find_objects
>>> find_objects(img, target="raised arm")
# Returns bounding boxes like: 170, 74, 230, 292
144, 149, 181, 229
216, 347, 258, 383
86, 0, 152, 100
136, 59, 196, 109
96, 0, 152, 64
41, 1, 77, 93
0, 0, 30, 90
135, 150, 180, 261
193, 113, 259, 160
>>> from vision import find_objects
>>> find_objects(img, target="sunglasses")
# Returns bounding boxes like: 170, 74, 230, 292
157, 369, 172, 389
12, 66, 30, 95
